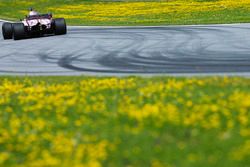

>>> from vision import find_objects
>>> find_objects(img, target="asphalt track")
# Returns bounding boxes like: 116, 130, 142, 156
1, 21, 250, 76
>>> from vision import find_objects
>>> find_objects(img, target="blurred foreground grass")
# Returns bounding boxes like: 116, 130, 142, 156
0, 76, 250, 166
1, 0, 250, 25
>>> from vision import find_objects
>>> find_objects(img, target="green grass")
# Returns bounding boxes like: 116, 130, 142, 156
1, 0, 250, 25
0, 76, 250, 166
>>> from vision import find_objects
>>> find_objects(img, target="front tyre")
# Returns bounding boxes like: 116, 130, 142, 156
54, 18, 67, 35
2, 22, 13, 40
13, 23, 26, 40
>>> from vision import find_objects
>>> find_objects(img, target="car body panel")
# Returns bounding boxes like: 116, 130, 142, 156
22, 18, 52, 28
21, 14, 54, 32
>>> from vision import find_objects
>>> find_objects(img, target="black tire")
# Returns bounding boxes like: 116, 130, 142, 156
13, 23, 26, 40
54, 18, 67, 35
2, 22, 13, 40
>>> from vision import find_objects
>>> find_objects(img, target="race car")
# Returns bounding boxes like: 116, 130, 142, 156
2, 8, 67, 40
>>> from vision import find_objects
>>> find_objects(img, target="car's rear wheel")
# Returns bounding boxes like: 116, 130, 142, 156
54, 18, 67, 35
13, 23, 26, 40
2, 22, 13, 40
13, 23, 27, 40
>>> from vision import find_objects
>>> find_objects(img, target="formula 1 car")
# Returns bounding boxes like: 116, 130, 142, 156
2, 9, 67, 40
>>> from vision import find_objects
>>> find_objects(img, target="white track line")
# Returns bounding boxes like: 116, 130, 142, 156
1, 18, 250, 28
0, 19, 13, 23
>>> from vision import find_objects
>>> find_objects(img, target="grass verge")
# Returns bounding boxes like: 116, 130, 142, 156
0, 76, 250, 166
1, 0, 250, 25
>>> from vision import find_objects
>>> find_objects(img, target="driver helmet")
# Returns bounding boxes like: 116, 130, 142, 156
29, 8, 38, 16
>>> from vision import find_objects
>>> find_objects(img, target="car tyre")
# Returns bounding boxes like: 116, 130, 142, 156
2, 22, 13, 40
13, 23, 26, 40
54, 18, 67, 35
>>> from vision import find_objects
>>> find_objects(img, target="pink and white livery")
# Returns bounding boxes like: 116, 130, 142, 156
2, 8, 67, 40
